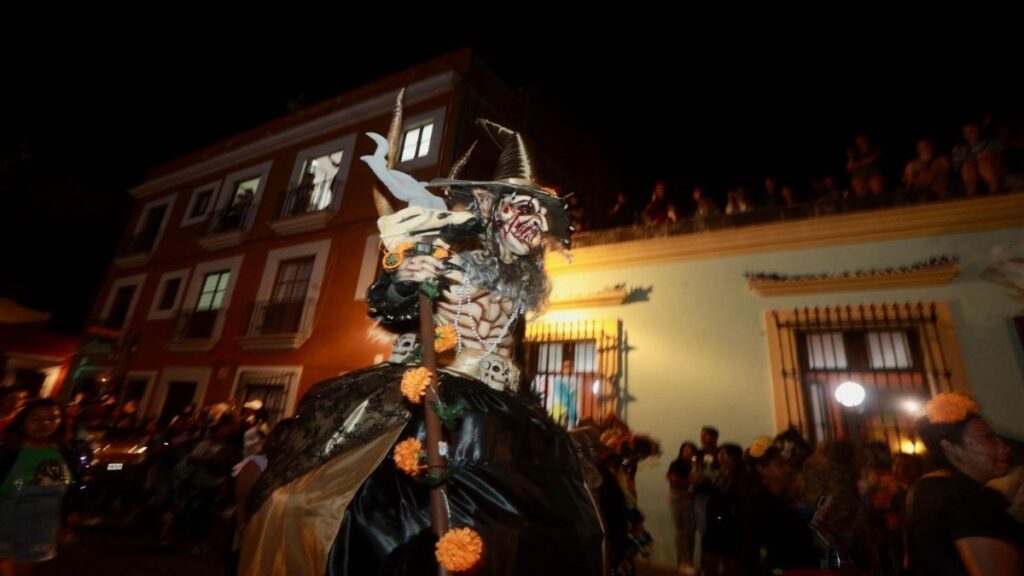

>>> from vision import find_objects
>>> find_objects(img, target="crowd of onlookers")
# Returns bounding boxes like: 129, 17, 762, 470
572, 117, 1024, 235
0, 385, 269, 575
654, 400, 1024, 575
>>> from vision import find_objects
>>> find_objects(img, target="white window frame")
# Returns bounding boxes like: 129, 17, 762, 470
230, 365, 303, 420
214, 160, 273, 230
354, 233, 380, 301
133, 194, 176, 252
397, 107, 445, 170
288, 133, 357, 211
124, 370, 158, 416
181, 181, 221, 226
255, 239, 331, 309
149, 367, 211, 419
179, 255, 244, 343
100, 273, 147, 329
147, 268, 191, 320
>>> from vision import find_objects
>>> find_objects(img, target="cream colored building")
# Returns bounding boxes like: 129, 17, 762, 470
537, 193, 1024, 565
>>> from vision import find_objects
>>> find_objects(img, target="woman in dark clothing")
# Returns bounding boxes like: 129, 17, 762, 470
0, 399, 78, 575
702, 444, 746, 576
907, 392, 1023, 575
743, 437, 823, 575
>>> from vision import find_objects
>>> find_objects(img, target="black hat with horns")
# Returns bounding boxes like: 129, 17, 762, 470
430, 119, 572, 245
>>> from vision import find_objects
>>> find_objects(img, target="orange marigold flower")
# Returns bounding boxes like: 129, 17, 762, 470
393, 438, 426, 477
401, 367, 432, 404
748, 436, 774, 459
924, 392, 979, 424
435, 527, 484, 573
434, 325, 457, 353
432, 246, 450, 259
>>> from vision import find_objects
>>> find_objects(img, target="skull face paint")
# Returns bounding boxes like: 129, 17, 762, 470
495, 194, 548, 262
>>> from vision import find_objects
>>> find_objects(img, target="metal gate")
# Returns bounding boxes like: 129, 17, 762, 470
771, 303, 955, 453
524, 320, 622, 428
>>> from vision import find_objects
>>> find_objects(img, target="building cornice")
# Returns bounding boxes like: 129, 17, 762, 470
130, 72, 456, 198
547, 194, 1024, 275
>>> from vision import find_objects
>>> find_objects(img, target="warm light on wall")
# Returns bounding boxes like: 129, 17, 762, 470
900, 439, 926, 454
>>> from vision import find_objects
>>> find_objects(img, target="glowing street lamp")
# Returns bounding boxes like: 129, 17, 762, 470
900, 398, 923, 416
835, 381, 866, 408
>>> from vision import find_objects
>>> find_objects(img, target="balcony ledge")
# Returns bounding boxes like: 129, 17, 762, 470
269, 211, 332, 236
198, 230, 245, 251
237, 333, 310, 351
166, 338, 217, 352
113, 252, 151, 268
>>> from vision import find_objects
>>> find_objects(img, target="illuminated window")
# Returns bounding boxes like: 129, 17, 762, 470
400, 122, 434, 162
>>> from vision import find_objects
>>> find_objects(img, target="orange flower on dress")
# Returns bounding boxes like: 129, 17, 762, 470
432, 246, 450, 259
401, 367, 432, 404
748, 436, 774, 459
393, 438, 426, 477
924, 392, 979, 424
434, 324, 457, 353
435, 527, 484, 573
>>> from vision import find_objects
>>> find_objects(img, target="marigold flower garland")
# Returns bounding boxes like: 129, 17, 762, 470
435, 527, 484, 572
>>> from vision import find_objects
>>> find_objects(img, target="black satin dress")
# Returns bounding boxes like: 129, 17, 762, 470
250, 364, 604, 576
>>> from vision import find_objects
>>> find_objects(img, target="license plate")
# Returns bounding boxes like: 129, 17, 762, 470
106, 463, 123, 471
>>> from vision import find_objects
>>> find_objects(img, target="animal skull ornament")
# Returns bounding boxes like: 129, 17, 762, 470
378, 206, 475, 251
388, 333, 420, 364
495, 194, 548, 262
478, 356, 515, 391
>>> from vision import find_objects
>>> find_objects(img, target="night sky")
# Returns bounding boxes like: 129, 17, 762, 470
1, 29, 1018, 331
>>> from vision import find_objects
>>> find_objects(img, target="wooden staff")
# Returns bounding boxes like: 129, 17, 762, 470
419, 292, 450, 575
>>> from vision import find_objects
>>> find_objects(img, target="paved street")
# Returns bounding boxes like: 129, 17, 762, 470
36, 525, 222, 576
34, 525, 677, 575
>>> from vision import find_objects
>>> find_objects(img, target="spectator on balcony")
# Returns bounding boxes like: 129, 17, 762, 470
846, 133, 885, 197
953, 121, 1004, 196
641, 181, 677, 225
725, 186, 753, 215
567, 193, 587, 232
606, 191, 637, 228
692, 186, 721, 218
903, 138, 953, 201
759, 177, 781, 209
293, 172, 316, 215
780, 184, 798, 207
224, 190, 254, 230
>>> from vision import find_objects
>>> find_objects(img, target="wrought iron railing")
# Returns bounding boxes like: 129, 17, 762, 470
171, 308, 223, 340
245, 298, 316, 336
524, 320, 622, 428
279, 180, 340, 219
118, 230, 158, 255
207, 202, 254, 235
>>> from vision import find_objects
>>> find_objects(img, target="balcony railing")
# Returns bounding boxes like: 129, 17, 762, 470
118, 230, 158, 256
246, 298, 316, 337
171, 308, 222, 340
207, 202, 254, 235
279, 180, 341, 219
573, 189, 1023, 249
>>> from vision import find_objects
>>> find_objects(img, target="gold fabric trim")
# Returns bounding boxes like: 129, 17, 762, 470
239, 422, 405, 576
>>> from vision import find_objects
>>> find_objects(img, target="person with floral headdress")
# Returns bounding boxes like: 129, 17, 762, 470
907, 392, 1023, 575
